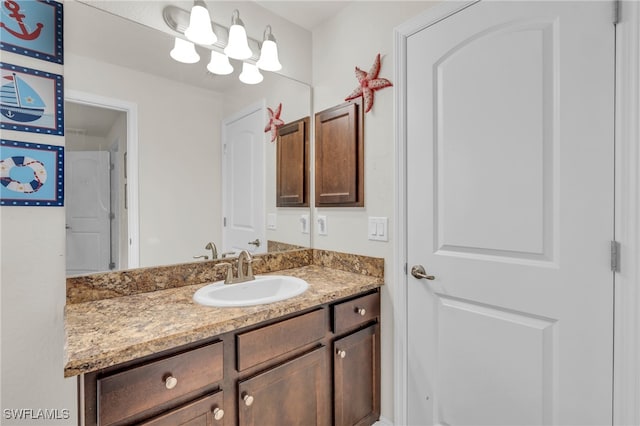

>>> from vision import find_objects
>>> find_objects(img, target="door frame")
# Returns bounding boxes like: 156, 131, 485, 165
392, 2, 640, 425
65, 90, 140, 269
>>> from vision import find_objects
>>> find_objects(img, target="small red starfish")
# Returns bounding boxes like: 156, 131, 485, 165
264, 103, 284, 142
345, 53, 393, 113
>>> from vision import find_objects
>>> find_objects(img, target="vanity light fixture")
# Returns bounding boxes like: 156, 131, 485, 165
184, 0, 217, 46
207, 50, 234, 75
224, 9, 252, 60
170, 37, 200, 64
163, 4, 281, 84
239, 62, 264, 84
256, 25, 282, 72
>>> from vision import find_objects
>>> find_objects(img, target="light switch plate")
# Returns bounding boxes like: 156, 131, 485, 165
368, 217, 388, 241
317, 215, 328, 236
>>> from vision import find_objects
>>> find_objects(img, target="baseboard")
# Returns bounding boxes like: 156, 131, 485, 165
373, 416, 393, 426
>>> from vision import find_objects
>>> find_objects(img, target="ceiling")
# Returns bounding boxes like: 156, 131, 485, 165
254, 1, 351, 30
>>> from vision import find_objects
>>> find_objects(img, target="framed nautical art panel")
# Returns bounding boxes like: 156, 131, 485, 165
0, 63, 64, 135
0, 0, 64, 64
0, 139, 64, 206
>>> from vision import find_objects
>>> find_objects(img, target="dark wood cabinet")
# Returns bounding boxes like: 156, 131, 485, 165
82, 290, 380, 426
238, 348, 330, 426
333, 325, 380, 426
315, 100, 364, 207
276, 117, 310, 207
140, 392, 225, 426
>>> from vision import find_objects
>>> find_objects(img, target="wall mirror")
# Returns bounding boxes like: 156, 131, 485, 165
64, 0, 312, 276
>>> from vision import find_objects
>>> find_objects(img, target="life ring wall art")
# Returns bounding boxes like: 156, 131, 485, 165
0, 62, 63, 135
0, 139, 64, 206
0, 0, 64, 64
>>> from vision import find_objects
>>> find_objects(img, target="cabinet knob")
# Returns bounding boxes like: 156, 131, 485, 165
336, 349, 346, 359
213, 407, 224, 421
355, 307, 366, 316
243, 393, 254, 406
164, 375, 178, 390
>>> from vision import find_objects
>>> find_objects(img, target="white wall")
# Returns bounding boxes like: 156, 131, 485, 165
311, 1, 437, 420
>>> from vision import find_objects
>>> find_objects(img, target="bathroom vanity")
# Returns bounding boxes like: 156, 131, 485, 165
65, 250, 383, 426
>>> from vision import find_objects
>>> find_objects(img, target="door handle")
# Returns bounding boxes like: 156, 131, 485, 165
248, 238, 261, 248
411, 265, 435, 280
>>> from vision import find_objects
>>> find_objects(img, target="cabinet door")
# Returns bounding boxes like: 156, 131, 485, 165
334, 324, 380, 426
277, 117, 309, 207
314, 100, 364, 207
238, 347, 329, 426
140, 391, 225, 426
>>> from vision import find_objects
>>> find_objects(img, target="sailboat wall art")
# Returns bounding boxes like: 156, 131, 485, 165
0, 0, 64, 64
0, 62, 63, 135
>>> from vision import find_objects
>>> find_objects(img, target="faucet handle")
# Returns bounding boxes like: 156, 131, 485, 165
215, 262, 234, 284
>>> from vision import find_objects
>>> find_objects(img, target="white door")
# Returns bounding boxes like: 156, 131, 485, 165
222, 103, 266, 254
405, 2, 614, 425
65, 151, 111, 275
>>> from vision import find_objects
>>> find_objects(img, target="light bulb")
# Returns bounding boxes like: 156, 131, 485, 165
184, 2, 217, 45
257, 25, 282, 71
239, 62, 263, 84
224, 10, 252, 60
169, 37, 200, 64
207, 51, 233, 75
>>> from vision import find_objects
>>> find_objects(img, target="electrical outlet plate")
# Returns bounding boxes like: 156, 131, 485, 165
300, 214, 309, 234
317, 215, 328, 236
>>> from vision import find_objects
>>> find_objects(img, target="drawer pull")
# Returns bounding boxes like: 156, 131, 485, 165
337, 349, 346, 359
355, 307, 366, 316
243, 393, 254, 406
213, 407, 225, 421
164, 375, 178, 390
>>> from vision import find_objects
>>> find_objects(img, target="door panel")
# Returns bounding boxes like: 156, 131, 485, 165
406, 2, 614, 425
222, 106, 265, 254
66, 151, 111, 275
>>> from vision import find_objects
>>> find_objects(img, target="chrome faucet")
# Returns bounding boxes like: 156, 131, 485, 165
215, 250, 260, 284
205, 242, 218, 259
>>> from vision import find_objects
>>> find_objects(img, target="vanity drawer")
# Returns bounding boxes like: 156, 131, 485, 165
236, 308, 327, 371
97, 341, 223, 426
333, 292, 380, 335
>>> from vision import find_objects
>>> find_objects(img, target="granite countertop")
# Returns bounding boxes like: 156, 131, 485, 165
64, 264, 383, 377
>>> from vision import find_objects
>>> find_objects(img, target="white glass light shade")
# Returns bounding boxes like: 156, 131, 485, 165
170, 37, 200, 63
224, 24, 252, 60
207, 51, 233, 75
239, 62, 263, 84
256, 39, 282, 71
184, 3, 217, 45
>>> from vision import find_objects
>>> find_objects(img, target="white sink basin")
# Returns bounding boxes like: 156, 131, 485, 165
193, 275, 309, 307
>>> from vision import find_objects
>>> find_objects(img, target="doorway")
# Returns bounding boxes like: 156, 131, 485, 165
396, 1, 615, 424
64, 91, 139, 274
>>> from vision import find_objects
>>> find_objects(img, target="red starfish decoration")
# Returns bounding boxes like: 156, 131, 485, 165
345, 53, 393, 113
264, 103, 284, 142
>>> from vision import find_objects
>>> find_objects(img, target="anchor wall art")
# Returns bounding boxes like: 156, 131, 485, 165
0, 62, 64, 135
0, 0, 63, 64
0, 139, 64, 206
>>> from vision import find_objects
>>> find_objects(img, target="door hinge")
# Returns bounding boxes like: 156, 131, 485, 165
404, 263, 408, 275
109, 262, 116, 270
611, 240, 620, 272
109, 212, 115, 220
223, 217, 227, 227
613, 0, 620, 25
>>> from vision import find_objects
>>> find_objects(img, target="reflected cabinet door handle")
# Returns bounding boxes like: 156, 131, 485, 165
411, 265, 435, 280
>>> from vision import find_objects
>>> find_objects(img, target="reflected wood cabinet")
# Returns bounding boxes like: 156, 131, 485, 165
81, 289, 380, 426
276, 117, 310, 207
315, 100, 364, 207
